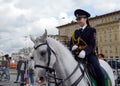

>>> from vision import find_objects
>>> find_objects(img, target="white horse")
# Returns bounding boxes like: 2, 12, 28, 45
31, 30, 115, 86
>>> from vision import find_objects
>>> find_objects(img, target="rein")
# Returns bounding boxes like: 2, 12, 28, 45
35, 63, 85, 86
34, 41, 86, 86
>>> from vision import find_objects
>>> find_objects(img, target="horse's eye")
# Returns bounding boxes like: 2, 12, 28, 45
40, 51, 46, 56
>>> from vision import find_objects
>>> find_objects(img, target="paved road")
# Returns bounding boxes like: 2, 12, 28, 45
0, 74, 20, 86
0, 69, 40, 86
0, 69, 56, 86
0, 75, 41, 86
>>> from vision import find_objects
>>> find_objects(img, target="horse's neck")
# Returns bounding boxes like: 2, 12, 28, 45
47, 38, 85, 85
55, 51, 80, 86
47, 38, 78, 74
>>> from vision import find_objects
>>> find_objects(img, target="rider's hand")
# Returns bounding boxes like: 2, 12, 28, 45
78, 50, 86, 58
72, 45, 78, 51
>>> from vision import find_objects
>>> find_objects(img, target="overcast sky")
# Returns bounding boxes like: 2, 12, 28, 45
0, 0, 120, 55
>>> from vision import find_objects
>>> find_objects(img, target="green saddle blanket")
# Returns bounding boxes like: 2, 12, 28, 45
87, 65, 112, 86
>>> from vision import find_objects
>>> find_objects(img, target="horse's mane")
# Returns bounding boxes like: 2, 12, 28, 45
47, 37, 74, 59
46, 37, 77, 71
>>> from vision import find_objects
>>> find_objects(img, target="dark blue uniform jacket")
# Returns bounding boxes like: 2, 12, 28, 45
70, 26, 96, 57
70, 26, 105, 86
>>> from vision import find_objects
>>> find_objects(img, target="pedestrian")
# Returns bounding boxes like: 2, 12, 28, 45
4, 54, 10, 82
1, 64, 6, 80
98, 53, 107, 61
69, 9, 105, 86
14, 56, 22, 83
20, 55, 26, 85
28, 56, 35, 86
24, 58, 29, 86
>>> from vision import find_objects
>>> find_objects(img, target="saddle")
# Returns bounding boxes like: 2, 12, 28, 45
87, 64, 112, 86
74, 57, 112, 86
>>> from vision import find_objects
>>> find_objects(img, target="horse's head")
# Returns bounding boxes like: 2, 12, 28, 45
30, 30, 56, 83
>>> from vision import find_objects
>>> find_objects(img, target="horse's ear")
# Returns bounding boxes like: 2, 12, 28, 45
41, 29, 47, 41
30, 35, 35, 43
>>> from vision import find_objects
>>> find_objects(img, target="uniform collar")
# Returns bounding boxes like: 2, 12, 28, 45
80, 24, 87, 30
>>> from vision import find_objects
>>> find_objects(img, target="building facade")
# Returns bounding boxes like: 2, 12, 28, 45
56, 10, 120, 58
48, 35, 68, 45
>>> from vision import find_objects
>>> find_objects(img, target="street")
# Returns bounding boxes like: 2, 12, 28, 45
0, 69, 40, 86
0, 69, 56, 86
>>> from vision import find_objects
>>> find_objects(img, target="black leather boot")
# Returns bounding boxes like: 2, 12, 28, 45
97, 76, 105, 86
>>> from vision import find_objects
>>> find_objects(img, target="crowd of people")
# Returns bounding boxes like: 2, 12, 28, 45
0, 54, 35, 86
14, 55, 35, 86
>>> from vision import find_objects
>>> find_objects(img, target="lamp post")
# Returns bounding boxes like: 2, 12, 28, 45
24, 36, 28, 58
0, 36, 3, 59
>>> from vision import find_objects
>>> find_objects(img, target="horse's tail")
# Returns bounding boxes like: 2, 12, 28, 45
99, 59, 115, 86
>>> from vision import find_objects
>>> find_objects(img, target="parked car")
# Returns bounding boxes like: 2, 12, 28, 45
108, 60, 120, 69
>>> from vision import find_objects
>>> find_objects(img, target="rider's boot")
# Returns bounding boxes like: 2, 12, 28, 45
97, 76, 105, 86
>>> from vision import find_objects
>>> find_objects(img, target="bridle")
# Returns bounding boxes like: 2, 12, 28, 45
34, 41, 56, 70
34, 41, 90, 86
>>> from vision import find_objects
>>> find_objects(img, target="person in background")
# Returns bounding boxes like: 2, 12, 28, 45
98, 53, 104, 59
20, 55, 26, 85
98, 53, 108, 62
28, 56, 35, 86
4, 54, 10, 82
14, 56, 22, 83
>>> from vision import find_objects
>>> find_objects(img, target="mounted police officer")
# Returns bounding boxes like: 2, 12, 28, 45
69, 9, 105, 86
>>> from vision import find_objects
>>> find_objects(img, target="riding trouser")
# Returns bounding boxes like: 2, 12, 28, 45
87, 54, 105, 86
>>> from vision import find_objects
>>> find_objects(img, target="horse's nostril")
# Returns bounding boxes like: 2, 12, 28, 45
40, 76, 44, 81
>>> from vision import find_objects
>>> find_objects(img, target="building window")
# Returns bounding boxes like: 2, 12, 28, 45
110, 39, 112, 42
105, 50, 107, 53
65, 29, 69, 36
110, 28, 112, 33
100, 35, 102, 42
104, 39, 107, 42
104, 30, 106, 34
99, 49, 102, 54
115, 34, 117, 40
115, 48, 117, 54
110, 45, 112, 48
110, 50, 112, 53
114, 16, 117, 20
108, 17, 110, 21
101, 19, 103, 23
109, 34, 112, 38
